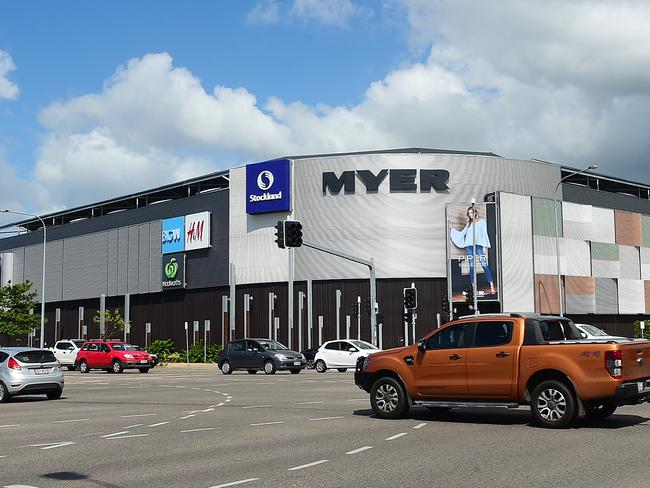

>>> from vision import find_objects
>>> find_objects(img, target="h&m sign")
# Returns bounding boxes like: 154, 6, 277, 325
322, 169, 450, 195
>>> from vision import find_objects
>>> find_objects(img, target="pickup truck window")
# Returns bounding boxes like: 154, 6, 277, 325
426, 323, 468, 350
539, 319, 580, 341
474, 321, 513, 347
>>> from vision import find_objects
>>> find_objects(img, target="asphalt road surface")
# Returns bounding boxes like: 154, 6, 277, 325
2, 367, 650, 488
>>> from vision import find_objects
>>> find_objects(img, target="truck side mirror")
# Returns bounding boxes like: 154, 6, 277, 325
417, 340, 426, 352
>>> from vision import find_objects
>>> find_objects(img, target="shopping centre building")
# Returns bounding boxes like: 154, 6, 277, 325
1, 148, 649, 349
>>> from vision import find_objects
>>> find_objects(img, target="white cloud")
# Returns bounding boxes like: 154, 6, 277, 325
246, 0, 281, 25
0, 50, 19, 100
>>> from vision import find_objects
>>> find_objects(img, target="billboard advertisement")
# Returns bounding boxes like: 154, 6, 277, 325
162, 216, 185, 254
162, 253, 185, 290
246, 159, 291, 214
184, 211, 211, 251
446, 202, 499, 302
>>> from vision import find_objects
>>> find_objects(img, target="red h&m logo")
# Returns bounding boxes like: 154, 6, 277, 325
186, 220, 205, 243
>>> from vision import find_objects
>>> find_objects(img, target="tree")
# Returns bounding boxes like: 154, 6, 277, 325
93, 308, 129, 340
0, 281, 41, 337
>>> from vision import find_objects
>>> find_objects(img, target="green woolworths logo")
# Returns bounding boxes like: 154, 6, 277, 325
164, 258, 179, 279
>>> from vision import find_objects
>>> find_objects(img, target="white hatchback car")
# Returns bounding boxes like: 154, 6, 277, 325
314, 339, 380, 373
575, 323, 629, 341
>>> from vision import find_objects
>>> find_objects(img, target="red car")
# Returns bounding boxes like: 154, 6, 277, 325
75, 340, 154, 374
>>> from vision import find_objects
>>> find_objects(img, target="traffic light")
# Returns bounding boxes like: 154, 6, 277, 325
404, 287, 417, 310
284, 220, 303, 247
441, 295, 449, 314
403, 310, 412, 324
274, 221, 285, 249
465, 285, 474, 305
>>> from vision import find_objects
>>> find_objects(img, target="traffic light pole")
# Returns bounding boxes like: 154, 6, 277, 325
302, 240, 379, 347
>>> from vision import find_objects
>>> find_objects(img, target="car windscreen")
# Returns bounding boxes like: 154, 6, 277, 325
13, 350, 57, 364
257, 340, 288, 351
580, 325, 608, 337
350, 340, 377, 350
110, 343, 126, 351
72, 340, 86, 348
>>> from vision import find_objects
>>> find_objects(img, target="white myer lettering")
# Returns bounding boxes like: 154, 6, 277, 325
249, 190, 283, 203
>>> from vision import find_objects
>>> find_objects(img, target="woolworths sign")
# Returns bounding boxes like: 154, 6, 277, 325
162, 253, 185, 290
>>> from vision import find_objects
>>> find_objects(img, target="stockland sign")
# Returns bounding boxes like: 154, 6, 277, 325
162, 212, 211, 254
246, 159, 291, 214
162, 253, 185, 290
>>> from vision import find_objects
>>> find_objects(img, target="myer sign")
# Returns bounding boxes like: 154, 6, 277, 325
322, 169, 450, 194
246, 159, 291, 214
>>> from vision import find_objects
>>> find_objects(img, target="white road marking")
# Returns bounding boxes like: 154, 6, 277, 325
108, 434, 150, 440
181, 427, 216, 433
295, 401, 323, 405
148, 421, 169, 427
179, 415, 195, 420
288, 459, 329, 471
102, 431, 130, 438
124, 424, 144, 429
250, 421, 284, 426
208, 478, 260, 488
345, 398, 367, 402
121, 413, 157, 418
385, 433, 407, 441
346, 446, 373, 455
0, 455, 7, 458
413, 423, 427, 429
242, 405, 271, 409
308, 416, 344, 421
53, 418, 90, 424
76, 432, 104, 438
0, 424, 20, 428
41, 441, 75, 450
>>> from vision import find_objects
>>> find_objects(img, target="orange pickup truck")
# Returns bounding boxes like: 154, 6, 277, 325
355, 313, 650, 428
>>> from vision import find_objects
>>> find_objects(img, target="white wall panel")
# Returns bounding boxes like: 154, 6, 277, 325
500, 193, 535, 312
641, 247, 650, 280
563, 239, 591, 277
595, 278, 618, 314
533, 236, 561, 275
591, 207, 615, 243
562, 202, 593, 241
619, 245, 640, 280
618, 279, 645, 314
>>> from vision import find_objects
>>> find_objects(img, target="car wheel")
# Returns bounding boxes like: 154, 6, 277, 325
112, 360, 124, 374
530, 380, 577, 429
584, 400, 617, 420
337, 368, 347, 373
220, 360, 233, 375
370, 376, 409, 419
0, 382, 9, 403
46, 390, 62, 400
305, 359, 315, 369
315, 360, 327, 373
264, 360, 276, 375
66, 365, 76, 371
247, 370, 258, 374
139, 368, 150, 374
78, 360, 90, 374
290, 369, 301, 374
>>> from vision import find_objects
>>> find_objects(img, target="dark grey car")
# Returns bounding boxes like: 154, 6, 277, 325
219, 339, 306, 375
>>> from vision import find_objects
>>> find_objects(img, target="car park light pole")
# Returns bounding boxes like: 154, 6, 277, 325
553, 164, 597, 316
1, 209, 47, 347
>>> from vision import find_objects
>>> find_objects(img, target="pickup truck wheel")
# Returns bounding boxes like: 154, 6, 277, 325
531, 380, 577, 429
370, 377, 410, 419
584, 400, 617, 420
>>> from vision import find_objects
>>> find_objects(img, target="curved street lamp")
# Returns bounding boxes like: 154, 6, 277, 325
553, 164, 598, 316
0, 209, 47, 346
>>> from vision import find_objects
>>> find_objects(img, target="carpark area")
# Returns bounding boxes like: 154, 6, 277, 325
2, 367, 650, 488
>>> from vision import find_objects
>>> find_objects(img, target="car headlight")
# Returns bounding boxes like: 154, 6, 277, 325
276, 354, 288, 360
299, 354, 305, 360
123, 354, 134, 359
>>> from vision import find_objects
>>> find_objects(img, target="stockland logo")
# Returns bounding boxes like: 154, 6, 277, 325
164, 258, 179, 279
246, 159, 291, 214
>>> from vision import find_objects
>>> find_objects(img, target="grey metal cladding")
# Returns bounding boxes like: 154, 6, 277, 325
127, 226, 139, 294
107, 229, 118, 296
149, 220, 162, 293
22, 241, 64, 301
11, 247, 25, 283
563, 184, 650, 215
138, 223, 150, 294
62, 233, 108, 301
117, 227, 129, 295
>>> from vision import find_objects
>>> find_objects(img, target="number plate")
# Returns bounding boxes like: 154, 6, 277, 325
140, 360, 148, 364
293, 361, 301, 366
34, 368, 49, 375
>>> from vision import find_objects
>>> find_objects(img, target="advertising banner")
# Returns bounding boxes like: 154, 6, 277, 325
185, 211, 211, 251
246, 159, 291, 214
446, 202, 499, 302
162, 253, 185, 290
162, 216, 185, 254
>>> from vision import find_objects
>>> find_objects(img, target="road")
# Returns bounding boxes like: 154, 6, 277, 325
1, 367, 650, 488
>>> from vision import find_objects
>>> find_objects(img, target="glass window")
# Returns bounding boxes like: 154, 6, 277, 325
474, 321, 513, 347
256, 340, 287, 351
100, 344, 110, 352
426, 323, 468, 350
0, 352, 8, 362
580, 325, 608, 337
538, 320, 580, 341
56, 342, 72, 350
247, 341, 261, 351
325, 342, 340, 350
13, 350, 57, 364
73, 340, 86, 348
88, 344, 98, 351
230, 341, 245, 352
350, 340, 377, 350
110, 343, 126, 351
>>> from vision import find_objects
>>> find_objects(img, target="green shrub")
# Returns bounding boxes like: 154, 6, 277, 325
147, 339, 175, 360
165, 352, 183, 363
633, 320, 648, 339
179, 341, 223, 363
207, 343, 223, 363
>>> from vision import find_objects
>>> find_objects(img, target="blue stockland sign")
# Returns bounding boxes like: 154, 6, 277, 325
246, 159, 291, 214
162, 216, 185, 254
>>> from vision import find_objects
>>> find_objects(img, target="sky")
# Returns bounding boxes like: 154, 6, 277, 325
1, 0, 649, 223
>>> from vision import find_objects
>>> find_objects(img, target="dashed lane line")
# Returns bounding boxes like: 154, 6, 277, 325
208, 478, 260, 488
108, 434, 150, 440
241, 405, 271, 409
148, 421, 170, 427
0, 425, 20, 428
308, 416, 344, 421
250, 421, 284, 426
76, 432, 104, 438
124, 424, 144, 429
413, 423, 427, 429
121, 413, 157, 418
53, 418, 90, 424
385, 433, 407, 441
287, 460, 329, 471
102, 431, 130, 438
181, 427, 216, 433
295, 401, 323, 405
345, 446, 373, 455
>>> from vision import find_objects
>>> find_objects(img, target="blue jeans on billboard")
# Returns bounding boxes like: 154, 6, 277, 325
465, 245, 494, 285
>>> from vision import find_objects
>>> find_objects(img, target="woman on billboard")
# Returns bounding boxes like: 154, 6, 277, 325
449, 206, 495, 294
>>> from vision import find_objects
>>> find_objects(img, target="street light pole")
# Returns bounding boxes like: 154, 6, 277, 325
1, 209, 47, 347
553, 164, 597, 317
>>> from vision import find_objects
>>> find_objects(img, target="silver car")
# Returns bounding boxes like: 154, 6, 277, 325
0, 347, 64, 403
